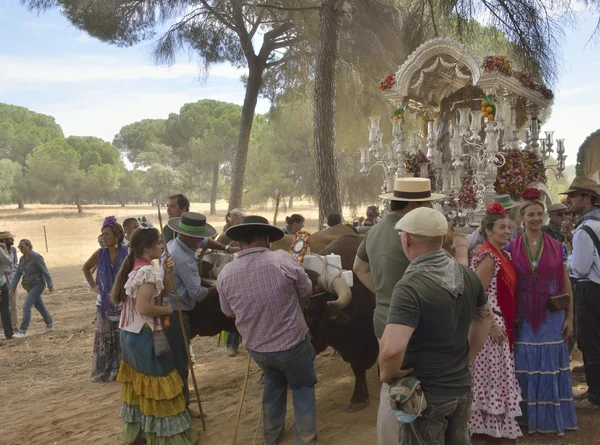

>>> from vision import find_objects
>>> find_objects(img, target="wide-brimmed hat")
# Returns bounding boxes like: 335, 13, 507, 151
226, 215, 285, 242
395, 207, 447, 237
379, 177, 446, 202
559, 177, 600, 198
0, 231, 15, 240
166, 212, 216, 238
547, 203, 568, 214
494, 194, 519, 210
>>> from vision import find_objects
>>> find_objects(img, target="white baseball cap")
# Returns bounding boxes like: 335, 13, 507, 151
395, 207, 447, 237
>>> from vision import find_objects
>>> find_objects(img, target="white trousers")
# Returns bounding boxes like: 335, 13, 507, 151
377, 382, 400, 445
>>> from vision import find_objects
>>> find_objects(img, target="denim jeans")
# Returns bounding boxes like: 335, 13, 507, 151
19, 281, 53, 332
165, 311, 191, 405
398, 392, 472, 445
226, 331, 240, 351
248, 336, 318, 445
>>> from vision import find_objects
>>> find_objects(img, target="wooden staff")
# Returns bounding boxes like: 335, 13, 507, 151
157, 204, 207, 432
232, 354, 252, 445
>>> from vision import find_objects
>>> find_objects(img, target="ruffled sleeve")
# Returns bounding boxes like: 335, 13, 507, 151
125, 265, 164, 302
470, 248, 501, 278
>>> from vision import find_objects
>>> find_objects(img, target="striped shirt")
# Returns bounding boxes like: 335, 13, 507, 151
165, 237, 208, 311
217, 247, 312, 353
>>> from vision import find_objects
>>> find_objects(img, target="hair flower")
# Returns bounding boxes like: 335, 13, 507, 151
521, 188, 541, 201
487, 203, 507, 215
103, 216, 118, 227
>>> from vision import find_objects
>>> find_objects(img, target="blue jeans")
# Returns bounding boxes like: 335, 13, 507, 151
226, 331, 240, 351
19, 281, 53, 332
165, 312, 191, 405
248, 336, 318, 445
398, 392, 472, 445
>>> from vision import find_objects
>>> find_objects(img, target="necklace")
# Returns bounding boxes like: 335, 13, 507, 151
524, 233, 543, 271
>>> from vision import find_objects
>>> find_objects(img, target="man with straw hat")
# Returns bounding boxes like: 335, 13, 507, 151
379, 207, 491, 444
163, 212, 219, 408
562, 177, 600, 409
217, 216, 317, 445
352, 177, 445, 445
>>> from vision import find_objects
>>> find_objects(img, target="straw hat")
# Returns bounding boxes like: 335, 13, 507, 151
226, 215, 285, 242
379, 177, 446, 202
395, 207, 448, 237
166, 212, 216, 238
0, 231, 15, 240
559, 177, 600, 198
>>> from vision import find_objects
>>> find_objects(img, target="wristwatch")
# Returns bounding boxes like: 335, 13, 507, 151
225, 244, 231, 253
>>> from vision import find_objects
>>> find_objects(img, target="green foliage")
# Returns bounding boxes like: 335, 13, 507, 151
576, 129, 600, 177
26, 138, 81, 201
143, 164, 183, 203
0, 159, 22, 204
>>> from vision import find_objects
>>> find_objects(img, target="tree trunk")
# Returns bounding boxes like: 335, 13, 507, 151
228, 59, 265, 211
210, 160, 219, 216
288, 194, 294, 210
273, 190, 281, 226
116, 191, 126, 207
75, 193, 83, 215
313, 0, 344, 227
17, 199, 24, 209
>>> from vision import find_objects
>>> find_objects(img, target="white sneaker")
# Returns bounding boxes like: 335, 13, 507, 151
45, 326, 55, 333
13, 331, 26, 338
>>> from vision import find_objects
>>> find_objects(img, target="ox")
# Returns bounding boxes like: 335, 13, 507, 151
188, 230, 378, 413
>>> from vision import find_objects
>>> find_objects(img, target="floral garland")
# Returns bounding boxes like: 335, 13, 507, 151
378, 73, 395, 91
482, 56, 511, 75
403, 151, 436, 185
482, 56, 554, 100
458, 160, 477, 208
494, 148, 546, 200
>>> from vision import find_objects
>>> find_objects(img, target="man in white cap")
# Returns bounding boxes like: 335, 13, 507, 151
352, 177, 445, 444
379, 207, 492, 444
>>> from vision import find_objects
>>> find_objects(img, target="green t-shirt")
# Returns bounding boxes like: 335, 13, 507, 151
387, 264, 487, 397
542, 224, 564, 243
356, 213, 410, 338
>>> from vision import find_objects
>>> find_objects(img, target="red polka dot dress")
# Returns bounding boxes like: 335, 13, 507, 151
468, 249, 523, 440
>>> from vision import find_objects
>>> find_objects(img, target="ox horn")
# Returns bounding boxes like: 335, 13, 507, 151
317, 273, 352, 310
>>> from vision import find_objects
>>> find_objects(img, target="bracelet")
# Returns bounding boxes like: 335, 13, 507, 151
490, 322, 497, 329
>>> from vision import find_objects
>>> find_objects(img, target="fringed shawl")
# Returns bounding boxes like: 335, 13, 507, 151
508, 233, 564, 333
96, 245, 129, 314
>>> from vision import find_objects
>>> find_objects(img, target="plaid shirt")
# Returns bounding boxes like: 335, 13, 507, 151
217, 247, 312, 353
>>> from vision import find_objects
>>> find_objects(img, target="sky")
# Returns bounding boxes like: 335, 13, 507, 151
0, 2, 599, 168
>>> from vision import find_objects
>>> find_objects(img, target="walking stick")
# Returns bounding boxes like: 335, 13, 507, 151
157, 204, 207, 432
232, 354, 252, 445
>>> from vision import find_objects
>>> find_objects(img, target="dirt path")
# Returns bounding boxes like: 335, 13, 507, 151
1, 286, 598, 445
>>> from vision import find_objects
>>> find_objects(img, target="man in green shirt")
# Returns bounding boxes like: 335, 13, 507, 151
379, 207, 492, 445
542, 202, 568, 242
352, 177, 445, 445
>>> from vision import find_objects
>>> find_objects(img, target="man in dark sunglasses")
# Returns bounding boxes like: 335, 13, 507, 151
542, 203, 569, 242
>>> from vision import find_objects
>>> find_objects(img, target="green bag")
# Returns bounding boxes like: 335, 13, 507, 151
22, 282, 33, 292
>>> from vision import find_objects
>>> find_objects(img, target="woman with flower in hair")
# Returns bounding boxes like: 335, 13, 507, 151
507, 188, 577, 435
468, 203, 523, 442
111, 227, 197, 445
83, 216, 129, 382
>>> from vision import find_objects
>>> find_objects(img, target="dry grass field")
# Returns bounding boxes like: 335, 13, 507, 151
0, 202, 598, 445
